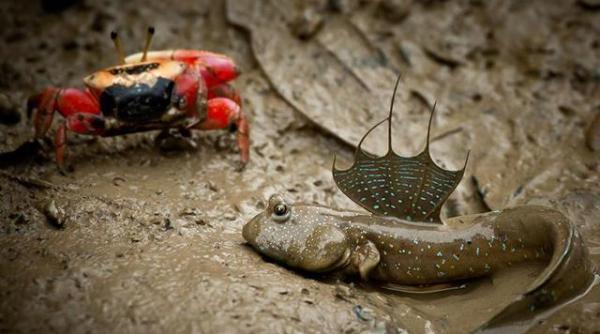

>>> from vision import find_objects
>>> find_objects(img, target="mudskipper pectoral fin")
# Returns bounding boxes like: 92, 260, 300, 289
380, 282, 467, 294
351, 240, 380, 280
332, 75, 469, 224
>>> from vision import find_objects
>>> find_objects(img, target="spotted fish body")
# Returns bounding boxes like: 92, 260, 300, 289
325, 207, 570, 285
243, 198, 594, 326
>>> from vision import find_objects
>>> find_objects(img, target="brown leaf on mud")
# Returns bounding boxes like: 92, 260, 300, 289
227, 0, 396, 154
229, 0, 600, 214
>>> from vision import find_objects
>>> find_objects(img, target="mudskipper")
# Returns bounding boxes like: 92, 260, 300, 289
243, 76, 595, 329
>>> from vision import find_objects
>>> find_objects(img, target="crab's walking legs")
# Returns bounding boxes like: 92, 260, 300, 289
28, 87, 102, 169
190, 97, 249, 166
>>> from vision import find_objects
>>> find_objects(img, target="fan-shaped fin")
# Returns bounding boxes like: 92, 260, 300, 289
332, 75, 468, 224
355, 117, 388, 159
387, 75, 402, 152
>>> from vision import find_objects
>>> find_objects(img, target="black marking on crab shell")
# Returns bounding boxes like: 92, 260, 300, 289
109, 62, 160, 75
99, 77, 175, 123
332, 75, 469, 224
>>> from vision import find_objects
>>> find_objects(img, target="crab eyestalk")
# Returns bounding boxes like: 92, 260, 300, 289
141, 26, 155, 62
110, 31, 126, 65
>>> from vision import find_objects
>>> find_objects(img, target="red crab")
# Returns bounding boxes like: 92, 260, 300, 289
28, 27, 248, 170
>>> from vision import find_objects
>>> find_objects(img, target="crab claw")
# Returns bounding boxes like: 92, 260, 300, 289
189, 97, 249, 167
195, 52, 240, 87
28, 87, 59, 138
171, 50, 240, 87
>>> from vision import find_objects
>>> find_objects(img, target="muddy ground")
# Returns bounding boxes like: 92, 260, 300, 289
0, 0, 599, 333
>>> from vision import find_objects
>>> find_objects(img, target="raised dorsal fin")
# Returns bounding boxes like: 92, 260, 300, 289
332, 75, 469, 224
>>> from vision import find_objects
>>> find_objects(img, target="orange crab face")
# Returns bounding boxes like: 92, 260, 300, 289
83, 60, 187, 93
81, 60, 201, 123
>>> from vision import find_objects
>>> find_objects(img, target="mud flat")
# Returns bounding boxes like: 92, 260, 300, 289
0, 0, 598, 333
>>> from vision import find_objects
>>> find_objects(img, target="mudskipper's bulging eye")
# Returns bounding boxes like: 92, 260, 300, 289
272, 203, 291, 222
274, 204, 287, 216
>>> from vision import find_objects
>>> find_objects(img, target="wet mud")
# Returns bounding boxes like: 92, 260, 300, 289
0, 0, 599, 333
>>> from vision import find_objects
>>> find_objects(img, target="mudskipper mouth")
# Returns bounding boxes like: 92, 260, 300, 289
242, 213, 285, 262
241, 214, 259, 245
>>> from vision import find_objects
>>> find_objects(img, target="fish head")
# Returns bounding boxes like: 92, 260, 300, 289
243, 194, 351, 272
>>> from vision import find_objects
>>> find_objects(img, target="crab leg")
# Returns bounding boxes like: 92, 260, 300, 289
28, 87, 100, 138
237, 111, 249, 165
206, 83, 247, 164
28, 88, 60, 138
206, 83, 247, 165
56, 88, 101, 116
29, 87, 102, 169
172, 66, 206, 119
54, 112, 106, 169
208, 83, 241, 105
54, 122, 67, 169
189, 97, 249, 165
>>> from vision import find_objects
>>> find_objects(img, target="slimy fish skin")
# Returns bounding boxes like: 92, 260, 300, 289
243, 196, 594, 326
248, 202, 570, 285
